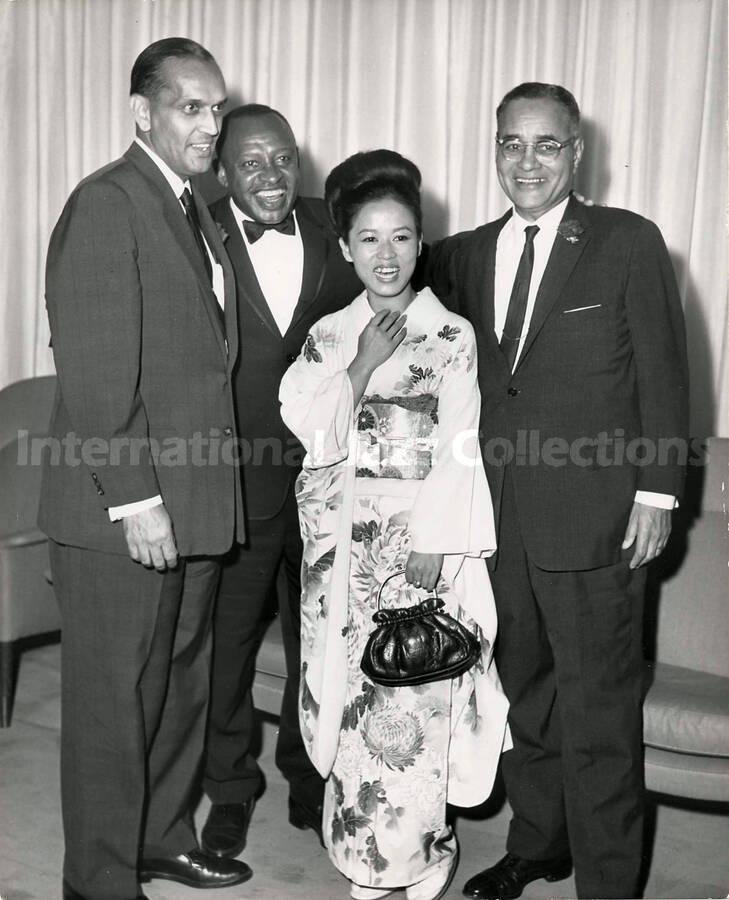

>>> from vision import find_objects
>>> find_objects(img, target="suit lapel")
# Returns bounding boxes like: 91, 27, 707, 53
479, 212, 511, 334
125, 145, 229, 360
475, 212, 512, 380
198, 199, 237, 367
287, 200, 329, 333
516, 197, 591, 371
212, 199, 281, 340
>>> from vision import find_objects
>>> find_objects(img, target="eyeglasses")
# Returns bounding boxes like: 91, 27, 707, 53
495, 137, 577, 161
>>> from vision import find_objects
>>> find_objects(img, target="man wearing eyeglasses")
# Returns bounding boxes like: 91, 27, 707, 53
421, 83, 688, 900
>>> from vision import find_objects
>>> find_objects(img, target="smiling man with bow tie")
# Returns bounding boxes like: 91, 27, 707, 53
201, 104, 362, 859
421, 83, 689, 900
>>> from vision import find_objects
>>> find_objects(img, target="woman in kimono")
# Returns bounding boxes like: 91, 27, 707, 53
279, 150, 509, 900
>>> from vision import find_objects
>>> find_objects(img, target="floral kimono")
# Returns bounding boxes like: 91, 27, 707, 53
280, 288, 509, 890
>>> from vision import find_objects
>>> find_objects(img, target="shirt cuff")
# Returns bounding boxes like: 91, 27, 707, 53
634, 490, 677, 510
108, 495, 163, 522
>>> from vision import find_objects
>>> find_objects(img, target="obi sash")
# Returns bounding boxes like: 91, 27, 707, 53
355, 393, 438, 480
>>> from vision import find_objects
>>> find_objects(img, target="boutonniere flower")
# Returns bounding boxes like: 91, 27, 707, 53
557, 220, 584, 244
215, 222, 229, 244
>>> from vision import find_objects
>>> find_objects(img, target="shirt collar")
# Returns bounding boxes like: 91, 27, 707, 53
134, 137, 190, 200
511, 195, 571, 235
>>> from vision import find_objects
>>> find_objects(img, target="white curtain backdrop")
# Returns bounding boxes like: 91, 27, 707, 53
1, 0, 726, 436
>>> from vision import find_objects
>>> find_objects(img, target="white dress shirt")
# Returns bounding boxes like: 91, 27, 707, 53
134, 138, 225, 311
494, 196, 569, 363
229, 197, 304, 336
108, 139, 225, 522
495, 197, 674, 511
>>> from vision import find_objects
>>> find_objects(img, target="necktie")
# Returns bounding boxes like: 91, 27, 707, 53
243, 215, 296, 244
181, 187, 225, 335
180, 188, 213, 283
499, 224, 540, 371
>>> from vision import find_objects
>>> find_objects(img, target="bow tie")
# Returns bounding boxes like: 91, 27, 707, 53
243, 215, 296, 244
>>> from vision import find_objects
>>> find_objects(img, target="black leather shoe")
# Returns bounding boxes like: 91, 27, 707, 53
462, 852, 572, 899
288, 796, 325, 847
201, 799, 255, 858
63, 880, 148, 899
140, 848, 252, 889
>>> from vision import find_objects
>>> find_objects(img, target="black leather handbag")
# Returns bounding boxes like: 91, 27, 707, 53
361, 569, 480, 687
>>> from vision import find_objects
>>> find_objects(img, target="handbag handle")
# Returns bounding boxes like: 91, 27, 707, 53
376, 568, 440, 612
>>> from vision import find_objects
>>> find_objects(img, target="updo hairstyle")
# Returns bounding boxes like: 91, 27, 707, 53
325, 149, 422, 241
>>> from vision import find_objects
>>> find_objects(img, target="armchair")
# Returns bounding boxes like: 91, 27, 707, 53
643, 437, 729, 800
0, 375, 60, 725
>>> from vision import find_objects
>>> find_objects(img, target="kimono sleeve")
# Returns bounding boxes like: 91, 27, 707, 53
279, 317, 355, 469
409, 322, 496, 556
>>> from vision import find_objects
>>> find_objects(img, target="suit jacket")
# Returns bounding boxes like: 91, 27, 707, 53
210, 195, 362, 521
39, 142, 245, 558
423, 195, 689, 571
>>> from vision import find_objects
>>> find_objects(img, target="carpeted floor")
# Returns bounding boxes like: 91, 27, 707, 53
0, 640, 727, 900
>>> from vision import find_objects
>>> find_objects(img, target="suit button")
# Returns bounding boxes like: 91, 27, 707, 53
223, 426, 233, 437
286, 353, 297, 364
507, 387, 520, 397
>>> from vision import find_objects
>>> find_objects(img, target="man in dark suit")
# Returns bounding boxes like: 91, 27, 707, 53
200, 104, 362, 857
422, 83, 688, 900
39, 39, 252, 900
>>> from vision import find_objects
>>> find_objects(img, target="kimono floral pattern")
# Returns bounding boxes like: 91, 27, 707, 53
323, 492, 485, 888
283, 290, 508, 892
390, 324, 473, 396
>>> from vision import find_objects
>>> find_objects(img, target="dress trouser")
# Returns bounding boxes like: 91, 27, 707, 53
490, 470, 646, 899
204, 491, 324, 807
50, 541, 220, 900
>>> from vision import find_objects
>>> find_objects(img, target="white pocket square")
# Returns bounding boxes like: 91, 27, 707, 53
562, 304, 602, 314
